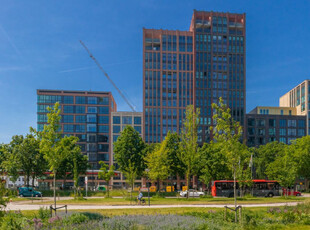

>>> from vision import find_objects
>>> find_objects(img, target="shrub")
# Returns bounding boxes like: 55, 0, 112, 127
66, 213, 88, 224
48, 215, 62, 224
80, 212, 104, 221
38, 207, 50, 220
0, 212, 27, 230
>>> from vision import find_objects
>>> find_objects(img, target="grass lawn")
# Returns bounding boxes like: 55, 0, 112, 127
18, 196, 309, 206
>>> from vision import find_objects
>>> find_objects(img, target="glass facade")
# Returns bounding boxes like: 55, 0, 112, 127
37, 91, 115, 169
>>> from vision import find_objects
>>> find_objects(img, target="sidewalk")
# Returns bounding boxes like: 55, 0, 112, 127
6, 202, 302, 211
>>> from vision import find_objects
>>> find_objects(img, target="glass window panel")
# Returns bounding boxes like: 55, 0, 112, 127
88, 107, 97, 113
88, 97, 98, 104
87, 124, 97, 132
98, 116, 109, 124
75, 106, 85, 114
122, 116, 132, 124
98, 107, 109, 114
134, 117, 141, 124
113, 116, 120, 124
113, 125, 121, 133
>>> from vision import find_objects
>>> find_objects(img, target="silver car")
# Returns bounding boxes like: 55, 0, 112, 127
180, 189, 205, 197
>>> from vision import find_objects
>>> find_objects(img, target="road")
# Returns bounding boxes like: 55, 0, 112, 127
6, 202, 303, 211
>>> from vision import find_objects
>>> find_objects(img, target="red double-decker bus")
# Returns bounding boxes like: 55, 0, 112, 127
211, 179, 280, 197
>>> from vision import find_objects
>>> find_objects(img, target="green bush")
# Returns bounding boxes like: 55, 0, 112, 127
0, 212, 27, 230
66, 213, 88, 224
38, 207, 50, 220
80, 212, 104, 220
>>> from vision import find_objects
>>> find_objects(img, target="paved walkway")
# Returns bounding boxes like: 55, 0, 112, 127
6, 202, 302, 211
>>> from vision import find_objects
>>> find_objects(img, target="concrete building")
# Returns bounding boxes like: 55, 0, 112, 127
280, 80, 310, 134
245, 106, 306, 147
37, 89, 117, 170
143, 10, 246, 144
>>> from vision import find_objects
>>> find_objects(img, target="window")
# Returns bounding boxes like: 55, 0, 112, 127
87, 143, 97, 151
298, 120, 305, 128
87, 114, 97, 123
113, 126, 121, 133
98, 144, 109, 152
37, 95, 62, 103
87, 134, 97, 142
98, 125, 109, 133
279, 119, 286, 127
75, 106, 85, 114
269, 128, 275, 136
88, 97, 97, 104
63, 115, 74, 123
88, 107, 97, 113
98, 134, 108, 142
98, 107, 109, 114
280, 110, 283, 115
87, 124, 97, 132
122, 116, 132, 124
64, 124, 74, 132
256, 119, 265, 126
98, 97, 109, 105
78, 144, 86, 152
113, 135, 119, 142
63, 106, 74, 113
288, 120, 296, 127
76, 134, 86, 141
63, 96, 74, 104
76, 96, 86, 104
248, 128, 255, 135
75, 125, 85, 133
37, 124, 44, 132
279, 129, 286, 136
288, 129, 296, 136
76, 115, 86, 123
134, 117, 141, 124
134, 126, 142, 134
247, 118, 255, 126
298, 129, 305, 137
257, 128, 265, 135
279, 137, 286, 144
37, 114, 47, 123
97, 154, 109, 161
269, 119, 275, 127
113, 116, 120, 124
98, 116, 109, 124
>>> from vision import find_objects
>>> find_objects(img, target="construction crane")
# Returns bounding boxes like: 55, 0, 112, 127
80, 40, 136, 112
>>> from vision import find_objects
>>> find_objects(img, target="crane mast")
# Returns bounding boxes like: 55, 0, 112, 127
80, 40, 136, 112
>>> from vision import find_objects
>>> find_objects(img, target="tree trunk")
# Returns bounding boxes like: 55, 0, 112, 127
54, 172, 57, 215
186, 173, 190, 199
233, 168, 237, 223
107, 180, 110, 198
27, 174, 30, 187
32, 176, 35, 188
157, 178, 160, 193
305, 179, 309, 192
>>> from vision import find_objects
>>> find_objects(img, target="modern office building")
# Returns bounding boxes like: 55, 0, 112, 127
110, 111, 143, 188
37, 89, 117, 170
245, 106, 306, 147
143, 10, 246, 144
280, 80, 310, 134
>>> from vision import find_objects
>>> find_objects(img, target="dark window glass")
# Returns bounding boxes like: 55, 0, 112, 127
76, 96, 86, 104
63, 115, 74, 123
88, 107, 97, 113
63, 96, 74, 104
76, 115, 86, 123
279, 119, 287, 127
98, 135, 109, 143
98, 116, 109, 124
87, 134, 97, 142
298, 120, 305, 128
75, 125, 85, 133
113, 125, 120, 133
75, 106, 85, 114
88, 97, 97, 104
78, 144, 85, 152
113, 116, 120, 124
269, 119, 275, 127
113, 135, 119, 142
87, 124, 97, 132
97, 154, 109, 161
98, 144, 109, 152
98, 107, 109, 114
87, 114, 97, 123
63, 106, 74, 113
98, 125, 109, 133
64, 124, 74, 132
98, 97, 109, 105
37, 95, 62, 104
134, 117, 141, 124
37, 114, 47, 123
247, 118, 255, 126
134, 126, 141, 134
76, 134, 86, 141
122, 116, 132, 124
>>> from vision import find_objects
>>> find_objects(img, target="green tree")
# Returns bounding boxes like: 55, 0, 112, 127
198, 142, 231, 193
255, 141, 286, 179
266, 145, 297, 197
98, 162, 115, 198
145, 138, 170, 192
212, 97, 244, 222
165, 131, 185, 184
114, 126, 146, 191
39, 102, 76, 214
1, 135, 24, 183
290, 136, 310, 192
179, 105, 200, 198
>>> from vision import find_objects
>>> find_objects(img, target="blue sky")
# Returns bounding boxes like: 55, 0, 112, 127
1, 0, 310, 143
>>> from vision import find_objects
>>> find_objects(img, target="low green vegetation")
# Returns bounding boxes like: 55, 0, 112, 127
7, 202, 309, 229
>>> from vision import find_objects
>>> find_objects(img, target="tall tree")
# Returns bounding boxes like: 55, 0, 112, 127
145, 138, 170, 192
39, 102, 75, 214
266, 145, 297, 197
290, 136, 310, 192
254, 141, 285, 179
179, 105, 200, 198
198, 142, 231, 193
98, 162, 115, 198
114, 126, 146, 191
212, 97, 244, 222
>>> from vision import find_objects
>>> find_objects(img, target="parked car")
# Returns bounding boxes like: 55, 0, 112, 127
179, 189, 205, 197
282, 188, 301, 196
18, 187, 42, 197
